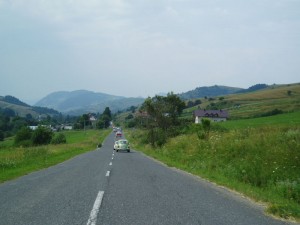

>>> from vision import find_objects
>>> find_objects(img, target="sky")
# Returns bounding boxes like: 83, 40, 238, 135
1, 0, 300, 104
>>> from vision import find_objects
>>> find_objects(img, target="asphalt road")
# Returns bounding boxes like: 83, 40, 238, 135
0, 132, 297, 225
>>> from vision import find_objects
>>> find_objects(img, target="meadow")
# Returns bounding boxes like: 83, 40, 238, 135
126, 112, 300, 221
181, 83, 300, 120
0, 129, 111, 183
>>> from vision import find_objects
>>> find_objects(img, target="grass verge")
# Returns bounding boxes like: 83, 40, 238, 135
0, 129, 111, 183
126, 114, 300, 222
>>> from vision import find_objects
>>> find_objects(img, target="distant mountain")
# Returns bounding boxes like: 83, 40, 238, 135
179, 85, 243, 100
0, 95, 60, 118
1, 95, 30, 107
35, 90, 145, 115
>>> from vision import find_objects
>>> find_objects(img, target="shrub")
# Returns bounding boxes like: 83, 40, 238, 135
51, 133, 67, 145
147, 128, 167, 147
14, 127, 33, 146
31, 126, 53, 146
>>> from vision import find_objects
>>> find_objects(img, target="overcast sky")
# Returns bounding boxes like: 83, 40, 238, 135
1, 0, 299, 104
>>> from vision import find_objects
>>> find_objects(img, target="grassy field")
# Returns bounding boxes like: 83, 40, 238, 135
126, 112, 300, 221
0, 129, 111, 183
182, 83, 300, 120
220, 111, 300, 129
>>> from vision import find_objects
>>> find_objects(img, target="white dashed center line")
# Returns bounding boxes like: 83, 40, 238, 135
86, 191, 104, 225
106, 171, 110, 177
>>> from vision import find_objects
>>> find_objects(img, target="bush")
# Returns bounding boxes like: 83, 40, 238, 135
15, 127, 33, 146
31, 126, 53, 146
147, 128, 167, 147
51, 133, 66, 145
254, 108, 284, 118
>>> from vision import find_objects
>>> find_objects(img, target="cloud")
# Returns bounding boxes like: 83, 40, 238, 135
0, 0, 299, 101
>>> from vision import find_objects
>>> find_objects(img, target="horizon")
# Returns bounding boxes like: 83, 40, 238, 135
1, 82, 298, 106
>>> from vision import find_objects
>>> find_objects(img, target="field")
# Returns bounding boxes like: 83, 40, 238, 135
221, 111, 300, 129
0, 129, 111, 183
182, 83, 300, 120
126, 112, 300, 221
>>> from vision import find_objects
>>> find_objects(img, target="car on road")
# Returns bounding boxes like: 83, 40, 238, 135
115, 131, 122, 138
114, 139, 130, 152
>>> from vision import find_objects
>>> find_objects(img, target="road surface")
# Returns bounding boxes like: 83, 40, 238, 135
0, 132, 297, 225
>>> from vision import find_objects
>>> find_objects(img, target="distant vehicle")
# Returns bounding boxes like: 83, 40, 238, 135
114, 139, 130, 152
115, 131, 122, 138
113, 127, 117, 132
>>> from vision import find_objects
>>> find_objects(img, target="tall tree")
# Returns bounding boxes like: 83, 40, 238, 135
102, 107, 112, 120
97, 107, 112, 129
141, 93, 185, 146
142, 92, 185, 130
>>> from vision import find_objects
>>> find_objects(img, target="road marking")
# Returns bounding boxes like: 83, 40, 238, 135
86, 191, 104, 225
109, 162, 112, 166
106, 171, 110, 177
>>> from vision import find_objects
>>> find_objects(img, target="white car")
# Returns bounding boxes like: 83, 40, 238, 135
113, 139, 130, 152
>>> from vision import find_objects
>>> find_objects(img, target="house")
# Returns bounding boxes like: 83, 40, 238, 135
29, 126, 38, 130
193, 109, 229, 123
89, 115, 97, 128
62, 125, 73, 130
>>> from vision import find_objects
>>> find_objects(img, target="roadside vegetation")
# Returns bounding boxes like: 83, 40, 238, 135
126, 112, 300, 221
115, 84, 300, 221
0, 104, 114, 183
0, 129, 110, 183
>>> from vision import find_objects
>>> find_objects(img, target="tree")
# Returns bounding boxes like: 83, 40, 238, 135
3, 108, 15, 117
75, 114, 91, 130
187, 101, 194, 108
97, 114, 111, 128
97, 107, 112, 129
102, 107, 112, 120
141, 92, 185, 146
195, 99, 202, 105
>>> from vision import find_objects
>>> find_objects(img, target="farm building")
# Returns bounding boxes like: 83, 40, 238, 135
193, 109, 229, 123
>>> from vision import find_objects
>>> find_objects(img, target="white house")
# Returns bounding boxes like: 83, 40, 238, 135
193, 109, 229, 123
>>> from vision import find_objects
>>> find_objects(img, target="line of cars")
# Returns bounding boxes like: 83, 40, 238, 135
113, 127, 130, 153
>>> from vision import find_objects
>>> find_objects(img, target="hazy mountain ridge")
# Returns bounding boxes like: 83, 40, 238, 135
0, 95, 30, 107
179, 85, 244, 99
35, 90, 144, 115
1, 84, 273, 117
178, 84, 270, 99
0, 96, 60, 117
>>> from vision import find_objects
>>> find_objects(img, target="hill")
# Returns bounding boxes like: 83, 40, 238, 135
179, 85, 243, 99
0, 96, 60, 118
182, 83, 300, 119
35, 90, 145, 115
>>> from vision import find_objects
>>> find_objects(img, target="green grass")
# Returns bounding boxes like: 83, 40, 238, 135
221, 111, 300, 129
126, 113, 300, 221
183, 83, 300, 120
0, 129, 111, 183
